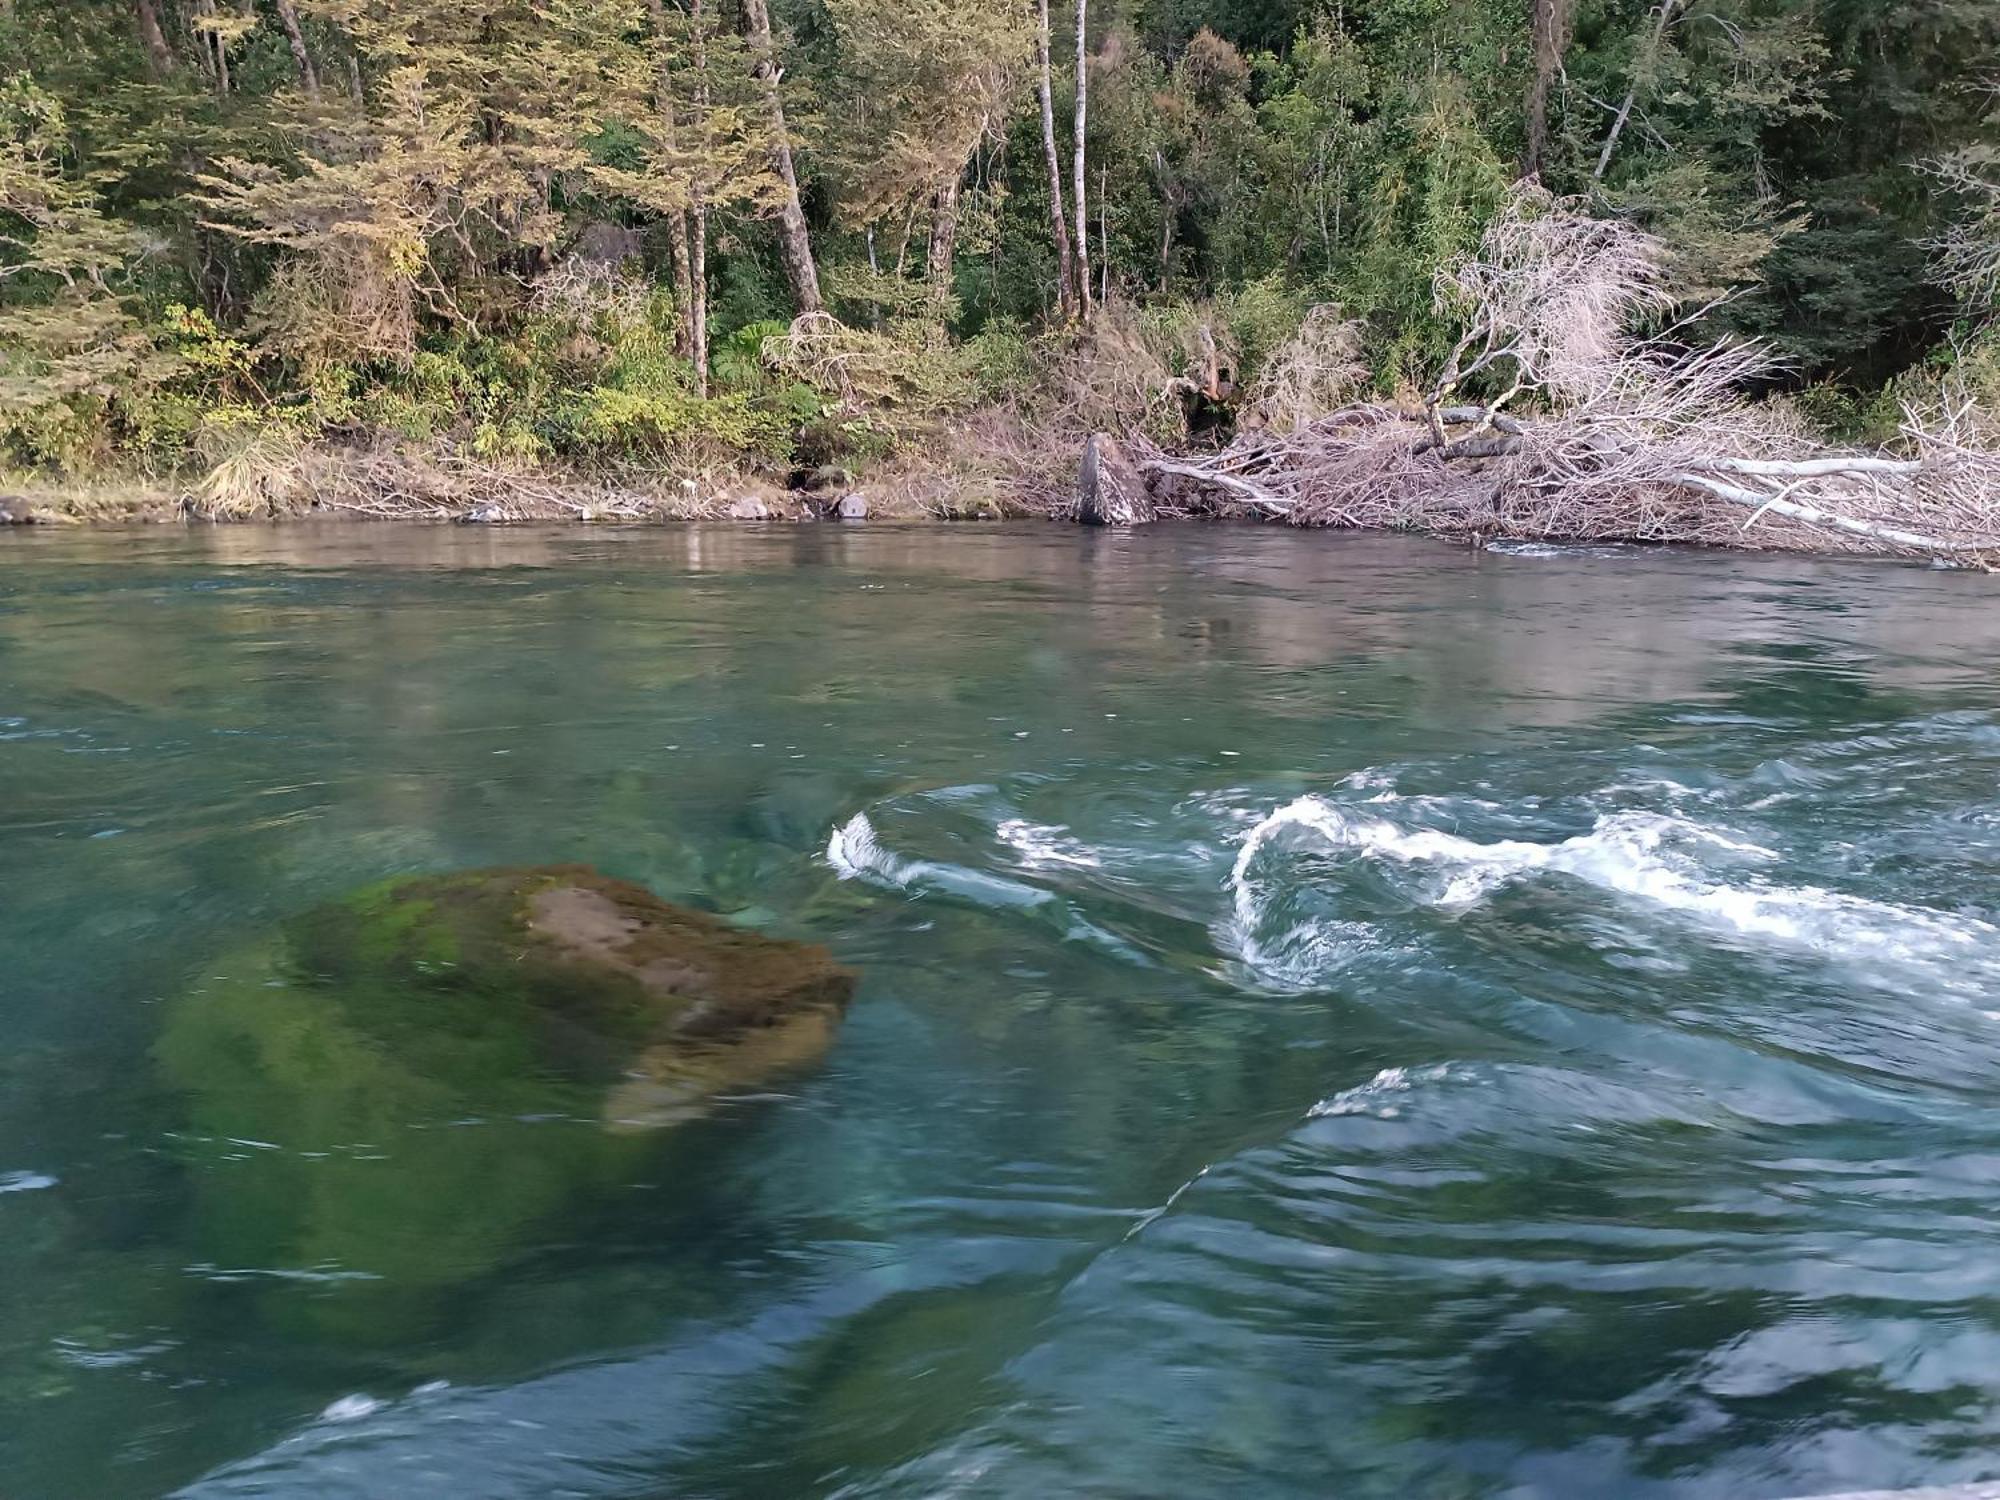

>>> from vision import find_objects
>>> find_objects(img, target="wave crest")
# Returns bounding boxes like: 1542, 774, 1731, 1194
1230, 794, 2000, 993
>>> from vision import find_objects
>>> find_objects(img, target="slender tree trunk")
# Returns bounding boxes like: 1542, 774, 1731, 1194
664, 209, 697, 356
1522, 0, 1569, 180
194, 0, 229, 94
687, 0, 712, 393
1034, 0, 1075, 320
689, 202, 709, 394
741, 0, 823, 315
927, 171, 962, 307
1071, 0, 1092, 317
1594, 0, 1681, 182
643, 0, 698, 364
1098, 164, 1109, 304
133, 0, 176, 75
274, 0, 320, 97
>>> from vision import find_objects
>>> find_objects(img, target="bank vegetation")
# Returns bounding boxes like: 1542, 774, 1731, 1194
0, 0, 1996, 561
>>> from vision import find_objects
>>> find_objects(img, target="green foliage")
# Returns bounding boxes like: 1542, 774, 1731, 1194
1, 0, 1993, 480
1340, 87, 1512, 388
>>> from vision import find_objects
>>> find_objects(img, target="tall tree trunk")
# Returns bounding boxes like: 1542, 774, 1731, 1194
1522, 0, 1569, 180
1099, 163, 1108, 304
689, 203, 709, 395
643, 0, 697, 365
688, 0, 711, 392
927, 171, 962, 307
133, 0, 176, 76
274, 0, 320, 97
741, 0, 823, 316
665, 209, 697, 359
1594, 0, 1682, 182
194, 0, 229, 94
1034, 0, 1075, 320
1071, 0, 1092, 317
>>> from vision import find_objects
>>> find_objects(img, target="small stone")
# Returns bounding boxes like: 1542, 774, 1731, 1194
835, 493, 869, 520
727, 496, 771, 521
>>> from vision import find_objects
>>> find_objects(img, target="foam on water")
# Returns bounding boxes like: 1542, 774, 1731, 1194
826, 812, 1051, 908
1309, 1064, 1453, 1119
1231, 793, 2000, 992
826, 811, 911, 885
997, 819, 1104, 871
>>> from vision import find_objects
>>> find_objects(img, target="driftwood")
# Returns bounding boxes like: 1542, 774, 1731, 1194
1072, 190, 2000, 567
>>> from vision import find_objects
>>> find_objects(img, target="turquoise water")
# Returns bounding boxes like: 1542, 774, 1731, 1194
4, 523, 2000, 1499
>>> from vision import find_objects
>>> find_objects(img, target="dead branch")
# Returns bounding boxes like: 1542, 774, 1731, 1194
1087, 188, 2000, 566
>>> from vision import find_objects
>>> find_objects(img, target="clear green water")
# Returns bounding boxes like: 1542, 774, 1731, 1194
4, 523, 2000, 1500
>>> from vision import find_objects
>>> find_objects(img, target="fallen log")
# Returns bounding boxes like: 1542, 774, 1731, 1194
1137, 458, 1291, 514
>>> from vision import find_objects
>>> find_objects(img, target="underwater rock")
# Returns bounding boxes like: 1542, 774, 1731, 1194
155, 867, 853, 1340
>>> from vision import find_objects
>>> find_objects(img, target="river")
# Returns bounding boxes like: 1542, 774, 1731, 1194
3, 523, 1999, 1499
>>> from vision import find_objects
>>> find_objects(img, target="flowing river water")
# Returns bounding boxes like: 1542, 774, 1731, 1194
3, 523, 2000, 1499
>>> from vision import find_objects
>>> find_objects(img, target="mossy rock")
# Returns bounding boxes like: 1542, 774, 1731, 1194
155, 866, 854, 1341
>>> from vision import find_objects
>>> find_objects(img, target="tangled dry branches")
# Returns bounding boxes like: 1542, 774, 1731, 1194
1135, 188, 2000, 565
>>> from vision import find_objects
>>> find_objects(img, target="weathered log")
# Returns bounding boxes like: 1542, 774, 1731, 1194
1076, 432, 1155, 525
1669, 472, 1991, 554
1139, 458, 1290, 513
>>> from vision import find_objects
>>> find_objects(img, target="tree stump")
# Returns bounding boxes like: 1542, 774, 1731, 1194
1076, 432, 1154, 525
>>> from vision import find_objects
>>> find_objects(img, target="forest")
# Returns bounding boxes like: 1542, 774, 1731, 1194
1, 0, 1997, 545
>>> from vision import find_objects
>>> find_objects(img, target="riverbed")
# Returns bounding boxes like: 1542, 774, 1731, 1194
3, 523, 1999, 1498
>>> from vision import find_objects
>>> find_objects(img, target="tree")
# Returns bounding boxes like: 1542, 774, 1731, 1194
741, 0, 821, 314
1035, 0, 1075, 318
1522, 0, 1570, 180
1925, 96, 2000, 316
1072, 0, 1091, 315
818, 0, 1031, 310
0, 74, 169, 460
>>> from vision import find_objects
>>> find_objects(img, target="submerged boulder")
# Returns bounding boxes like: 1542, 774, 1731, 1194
156, 867, 853, 1340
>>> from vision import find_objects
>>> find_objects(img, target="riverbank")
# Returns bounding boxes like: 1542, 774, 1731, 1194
0, 441, 1033, 528
8, 445, 1997, 577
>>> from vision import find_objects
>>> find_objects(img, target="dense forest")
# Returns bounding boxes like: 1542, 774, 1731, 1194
0, 0, 1996, 526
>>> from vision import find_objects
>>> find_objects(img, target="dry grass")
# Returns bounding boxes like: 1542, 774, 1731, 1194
0, 471, 181, 523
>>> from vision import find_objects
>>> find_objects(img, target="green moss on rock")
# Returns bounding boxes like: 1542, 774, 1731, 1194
155, 866, 854, 1341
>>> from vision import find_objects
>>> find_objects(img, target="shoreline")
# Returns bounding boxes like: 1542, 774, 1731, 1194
0, 500, 1978, 577
2, 444, 1989, 572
